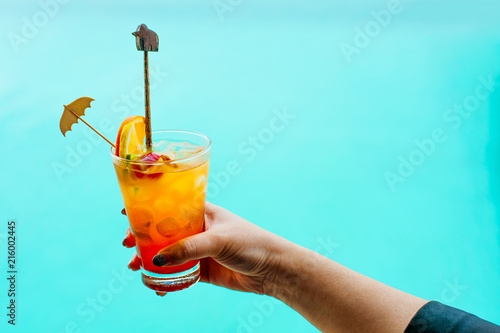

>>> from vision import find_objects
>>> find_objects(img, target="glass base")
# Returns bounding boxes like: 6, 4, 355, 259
141, 262, 200, 292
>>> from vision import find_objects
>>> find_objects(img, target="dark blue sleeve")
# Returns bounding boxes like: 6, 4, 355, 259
405, 301, 500, 333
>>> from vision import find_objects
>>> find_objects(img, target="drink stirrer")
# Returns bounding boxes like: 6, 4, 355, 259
132, 24, 159, 152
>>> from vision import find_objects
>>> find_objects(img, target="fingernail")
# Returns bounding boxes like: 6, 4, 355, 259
128, 262, 140, 271
153, 254, 170, 267
122, 236, 135, 248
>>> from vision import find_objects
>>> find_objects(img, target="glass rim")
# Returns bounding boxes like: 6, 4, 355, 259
110, 129, 211, 166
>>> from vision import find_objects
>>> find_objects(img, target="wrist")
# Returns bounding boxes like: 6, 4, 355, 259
262, 240, 308, 303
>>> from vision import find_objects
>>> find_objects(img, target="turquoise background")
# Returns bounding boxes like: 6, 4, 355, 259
1, 0, 500, 331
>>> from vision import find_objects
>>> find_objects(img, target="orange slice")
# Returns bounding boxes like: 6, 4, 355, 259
115, 116, 146, 158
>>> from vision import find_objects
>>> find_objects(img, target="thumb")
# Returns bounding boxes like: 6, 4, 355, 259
152, 231, 219, 267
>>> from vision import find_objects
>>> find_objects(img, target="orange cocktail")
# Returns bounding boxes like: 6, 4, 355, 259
111, 130, 211, 292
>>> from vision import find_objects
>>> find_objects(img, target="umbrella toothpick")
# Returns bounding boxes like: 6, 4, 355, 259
59, 97, 115, 148
67, 109, 115, 148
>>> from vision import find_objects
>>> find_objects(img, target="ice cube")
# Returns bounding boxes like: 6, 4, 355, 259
153, 140, 204, 160
153, 198, 175, 214
195, 175, 207, 188
156, 217, 180, 237
128, 186, 152, 202
128, 205, 153, 239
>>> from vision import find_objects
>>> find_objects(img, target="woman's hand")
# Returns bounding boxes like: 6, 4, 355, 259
122, 202, 290, 295
122, 202, 428, 333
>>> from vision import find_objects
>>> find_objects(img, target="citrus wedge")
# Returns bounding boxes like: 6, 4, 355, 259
115, 116, 146, 158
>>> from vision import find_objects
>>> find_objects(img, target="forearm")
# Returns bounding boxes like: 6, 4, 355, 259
265, 242, 427, 333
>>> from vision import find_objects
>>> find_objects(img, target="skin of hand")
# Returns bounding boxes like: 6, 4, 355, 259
122, 202, 427, 333
122, 202, 290, 295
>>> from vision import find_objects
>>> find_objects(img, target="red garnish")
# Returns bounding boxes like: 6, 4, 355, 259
132, 152, 163, 179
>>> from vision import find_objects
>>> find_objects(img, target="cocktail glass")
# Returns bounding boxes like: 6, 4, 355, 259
111, 130, 211, 292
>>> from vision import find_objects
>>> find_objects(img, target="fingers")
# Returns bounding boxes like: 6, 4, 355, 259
121, 209, 135, 247
204, 202, 221, 220
153, 231, 220, 267
199, 258, 209, 283
205, 201, 217, 212
122, 227, 136, 248
122, 208, 140, 272
128, 252, 142, 271
204, 202, 226, 229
